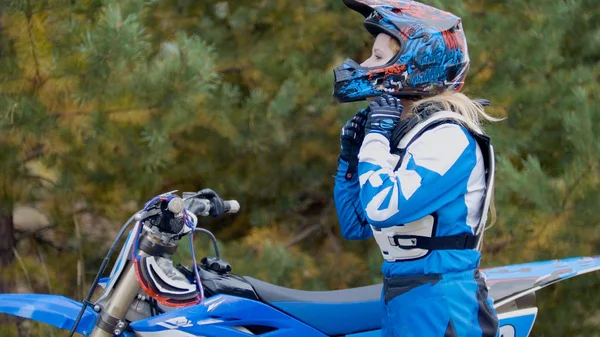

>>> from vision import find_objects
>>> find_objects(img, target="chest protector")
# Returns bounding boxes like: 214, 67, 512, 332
371, 111, 496, 262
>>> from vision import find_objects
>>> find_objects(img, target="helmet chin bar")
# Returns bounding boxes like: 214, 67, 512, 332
332, 58, 389, 103
332, 58, 442, 103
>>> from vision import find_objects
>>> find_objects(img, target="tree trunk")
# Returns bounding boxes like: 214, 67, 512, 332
0, 8, 10, 284
0, 210, 15, 293
0, 208, 15, 329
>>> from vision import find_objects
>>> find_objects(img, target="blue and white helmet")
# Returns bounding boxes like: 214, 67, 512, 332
333, 0, 470, 103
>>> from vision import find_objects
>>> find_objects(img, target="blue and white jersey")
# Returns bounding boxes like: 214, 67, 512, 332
334, 121, 486, 277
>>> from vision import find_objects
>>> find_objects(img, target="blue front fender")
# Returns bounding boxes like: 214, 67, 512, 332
0, 294, 98, 336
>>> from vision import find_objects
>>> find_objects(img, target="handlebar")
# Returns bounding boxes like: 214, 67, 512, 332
185, 198, 240, 217
136, 191, 240, 235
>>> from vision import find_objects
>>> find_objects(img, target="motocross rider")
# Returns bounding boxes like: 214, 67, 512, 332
333, 1, 500, 336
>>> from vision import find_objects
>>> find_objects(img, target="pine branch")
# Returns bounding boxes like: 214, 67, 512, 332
469, 61, 495, 82
285, 223, 321, 247
50, 104, 158, 118
0, 9, 4, 60
18, 221, 77, 253
24, 9, 41, 86
285, 200, 334, 248
218, 65, 251, 74
0, 75, 28, 83
32, 231, 73, 252
0, 73, 83, 84
325, 225, 342, 253
24, 174, 55, 189
22, 144, 44, 163
6, 2, 77, 16
482, 237, 513, 254
14, 224, 54, 243
560, 162, 593, 210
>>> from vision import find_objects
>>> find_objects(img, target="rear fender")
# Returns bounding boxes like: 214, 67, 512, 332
0, 294, 97, 336
484, 256, 600, 308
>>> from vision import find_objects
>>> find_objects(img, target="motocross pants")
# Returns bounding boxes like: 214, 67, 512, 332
381, 269, 499, 337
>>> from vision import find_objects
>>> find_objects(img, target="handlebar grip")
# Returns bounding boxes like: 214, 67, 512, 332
186, 198, 211, 216
186, 198, 239, 216
223, 200, 240, 214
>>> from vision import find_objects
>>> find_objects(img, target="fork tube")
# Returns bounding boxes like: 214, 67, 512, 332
90, 253, 146, 337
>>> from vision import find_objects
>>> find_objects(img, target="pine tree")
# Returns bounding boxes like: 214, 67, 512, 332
2, 0, 600, 336
461, 1, 600, 335
1, 1, 224, 333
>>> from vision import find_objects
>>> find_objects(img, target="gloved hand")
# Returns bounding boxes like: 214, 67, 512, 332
340, 108, 368, 179
196, 188, 225, 218
365, 94, 403, 139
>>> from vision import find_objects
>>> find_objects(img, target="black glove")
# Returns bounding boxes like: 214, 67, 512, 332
365, 94, 403, 139
340, 108, 368, 179
196, 188, 225, 218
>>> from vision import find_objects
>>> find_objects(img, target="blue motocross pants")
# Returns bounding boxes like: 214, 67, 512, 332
381, 269, 499, 337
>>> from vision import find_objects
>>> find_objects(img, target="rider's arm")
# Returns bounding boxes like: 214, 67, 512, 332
358, 123, 479, 228
334, 159, 373, 240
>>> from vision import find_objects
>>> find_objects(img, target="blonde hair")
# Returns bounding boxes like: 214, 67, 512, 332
389, 37, 401, 54
409, 91, 503, 133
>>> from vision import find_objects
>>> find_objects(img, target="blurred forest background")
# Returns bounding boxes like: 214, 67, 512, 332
1, 0, 600, 336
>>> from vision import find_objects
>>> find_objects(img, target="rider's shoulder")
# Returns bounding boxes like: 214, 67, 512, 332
410, 122, 472, 149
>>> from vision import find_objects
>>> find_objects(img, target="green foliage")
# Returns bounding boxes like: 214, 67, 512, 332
1, 0, 600, 336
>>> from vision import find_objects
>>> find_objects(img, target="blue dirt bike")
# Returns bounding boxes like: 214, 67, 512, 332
0, 190, 598, 337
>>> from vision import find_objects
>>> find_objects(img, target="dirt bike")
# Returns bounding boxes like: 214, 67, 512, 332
0, 190, 598, 337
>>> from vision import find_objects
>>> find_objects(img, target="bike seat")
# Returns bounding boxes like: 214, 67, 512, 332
244, 275, 509, 335
244, 276, 382, 336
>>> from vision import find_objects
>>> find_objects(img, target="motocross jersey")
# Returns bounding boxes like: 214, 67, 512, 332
334, 111, 494, 277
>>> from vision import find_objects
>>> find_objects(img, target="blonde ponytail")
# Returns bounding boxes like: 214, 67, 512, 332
408, 90, 503, 134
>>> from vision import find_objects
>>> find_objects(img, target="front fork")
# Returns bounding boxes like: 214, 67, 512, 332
90, 252, 147, 337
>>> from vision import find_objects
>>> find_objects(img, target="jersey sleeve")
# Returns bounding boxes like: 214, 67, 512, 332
334, 159, 373, 240
357, 124, 478, 228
